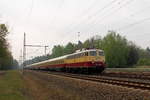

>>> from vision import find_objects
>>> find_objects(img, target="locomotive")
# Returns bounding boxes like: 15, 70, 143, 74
26, 49, 106, 73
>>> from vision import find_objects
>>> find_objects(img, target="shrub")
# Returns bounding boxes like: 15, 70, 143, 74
137, 58, 150, 66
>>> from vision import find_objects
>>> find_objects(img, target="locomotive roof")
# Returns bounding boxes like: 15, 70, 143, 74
66, 49, 103, 57
26, 49, 103, 67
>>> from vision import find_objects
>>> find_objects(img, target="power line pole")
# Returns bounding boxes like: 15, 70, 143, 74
78, 32, 80, 43
22, 33, 49, 69
44, 46, 48, 55
23, 33, 26, 69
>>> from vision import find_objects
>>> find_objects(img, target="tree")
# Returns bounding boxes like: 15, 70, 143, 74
138, 48, 150, 59
12, 59, 19, 69
127, 43, 139, 66
0, 24, 8, 40
93, 35, 102, 49
102, 31, 129, 68
0, 24, 14, 70
137, 47, 150, 66
76, 41, 83, 50
146, 47, 150, 53
83, 39, 90, 49
83, 35, 102, 49
52, 45, 64, 58
64, 42, 75, 55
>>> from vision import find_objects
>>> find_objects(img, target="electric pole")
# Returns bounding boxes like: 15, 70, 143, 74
23, 33, 26, 69
78, 32, 80, 43
22, 33, 49, 69
44, 46, 48, 55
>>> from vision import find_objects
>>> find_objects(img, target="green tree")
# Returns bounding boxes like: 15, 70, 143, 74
137, 47, 150, 66
52, 45, 64, 58
83, 39, 90, 49
138, 58, 150, 66
127, 42, 139, 66
64, 42, 75, 55
146, 47, 150, 53
83, 35, 102, 49
0, 24, 14, 70
76, 41, 83, 50
93, 35, 102, 49
138, 48, 150, 59
102, 31, 129, 68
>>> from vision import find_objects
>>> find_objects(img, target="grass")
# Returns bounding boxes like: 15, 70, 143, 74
0, 70, 27, 100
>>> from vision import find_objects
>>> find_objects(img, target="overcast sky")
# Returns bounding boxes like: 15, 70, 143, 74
0, 0, 150, 61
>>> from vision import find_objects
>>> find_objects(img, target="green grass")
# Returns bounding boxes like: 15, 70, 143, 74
0, 70, 27, 100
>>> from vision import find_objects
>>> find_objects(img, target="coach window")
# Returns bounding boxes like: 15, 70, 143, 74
89, 51, 97, 56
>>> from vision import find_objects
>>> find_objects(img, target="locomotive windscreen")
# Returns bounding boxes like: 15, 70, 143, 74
98, 51, 104, 56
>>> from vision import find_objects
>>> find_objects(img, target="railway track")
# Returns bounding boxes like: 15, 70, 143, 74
41, 71, 150, 91
102, 71, 150, 80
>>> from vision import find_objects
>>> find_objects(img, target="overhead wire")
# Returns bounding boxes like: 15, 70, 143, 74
78, 0, 101, 17
59, 0, 121, 43
109, 2, 150, 45
109, 5, 150, 31
63, 0, 121, 35
84, 0, 120, 21
129, 6, 150, 17
66, 0, 133, 35
117, 17, 150, 31
87, 0, 135, 32
72, 0, 120, 29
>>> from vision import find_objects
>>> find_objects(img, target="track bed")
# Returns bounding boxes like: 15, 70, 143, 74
24, 70, 150, 100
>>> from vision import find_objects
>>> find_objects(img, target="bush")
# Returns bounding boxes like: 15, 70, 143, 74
137, 58, 150, 66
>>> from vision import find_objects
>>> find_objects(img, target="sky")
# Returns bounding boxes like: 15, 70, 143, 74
0, 0, 150, 61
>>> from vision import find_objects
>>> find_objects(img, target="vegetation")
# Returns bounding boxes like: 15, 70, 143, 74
0, 24, 19, 70
136, 47, 150, 66
102, 32, 129, 67
25, 31, 150, 68
0, 70, 27, 100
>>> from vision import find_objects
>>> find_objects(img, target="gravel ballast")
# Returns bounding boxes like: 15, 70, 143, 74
24, 70, 150, 100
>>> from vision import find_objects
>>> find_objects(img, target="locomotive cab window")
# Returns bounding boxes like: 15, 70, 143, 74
98, 51, 104, 56
89, 51, 97, 56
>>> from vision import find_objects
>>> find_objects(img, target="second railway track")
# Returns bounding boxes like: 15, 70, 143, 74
38, 71, 150, 91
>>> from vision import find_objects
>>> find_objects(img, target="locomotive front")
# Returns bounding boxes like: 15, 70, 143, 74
87, 49, 106, 71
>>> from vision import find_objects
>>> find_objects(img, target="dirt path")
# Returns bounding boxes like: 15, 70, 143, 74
23, 70, 150, 100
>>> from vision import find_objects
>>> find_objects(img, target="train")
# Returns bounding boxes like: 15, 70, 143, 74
26, 49, 106, 73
